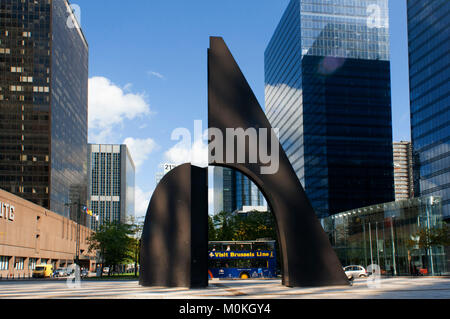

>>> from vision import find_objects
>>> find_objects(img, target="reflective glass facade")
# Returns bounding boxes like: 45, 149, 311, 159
0, 0, 88, 220
265, 0, 394, 218
235, 171, 265, 211
50, 0, 88, 216
213, 167, 265, 214
322, 197, 448, 276
213, 167, 234, 214
88, 144, 135, 230
407, 0, 450, 220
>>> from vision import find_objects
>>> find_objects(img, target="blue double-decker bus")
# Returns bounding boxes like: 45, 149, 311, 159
208, 240, 278, 279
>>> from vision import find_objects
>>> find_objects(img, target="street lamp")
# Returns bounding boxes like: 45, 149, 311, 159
64, 201, 81, 267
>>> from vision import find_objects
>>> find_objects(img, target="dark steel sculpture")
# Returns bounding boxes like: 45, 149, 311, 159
139, 164, 208, 288
208, 37, 349, 287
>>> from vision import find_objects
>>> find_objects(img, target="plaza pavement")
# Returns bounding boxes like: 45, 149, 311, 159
0, 277, 449, 299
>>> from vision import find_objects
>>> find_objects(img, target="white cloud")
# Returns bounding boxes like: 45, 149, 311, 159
123, 137, 159, 171
135, 186, 153, 219
164, 138, 208, 167
88, 76, 151, 143
148, 71, 165, 80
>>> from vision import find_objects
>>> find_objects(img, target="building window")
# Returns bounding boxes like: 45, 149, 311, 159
0, 256, 10, 270
14, 257, 24, 270
28, 258, 38, 270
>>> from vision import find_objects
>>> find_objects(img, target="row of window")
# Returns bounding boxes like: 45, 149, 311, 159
411, 96, 449, 129
0, 257, 39, 270
411, 66, 449, 102
408, 23, 449, 68
407, 0, 448, 55
91, 153, 121, 196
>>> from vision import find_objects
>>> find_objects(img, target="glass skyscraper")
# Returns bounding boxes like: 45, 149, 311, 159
213, 167, 265, 215
88, 144, 135, 230
0, 0, 88, 219
407, 0, 450, 220
265, 0, 394, 218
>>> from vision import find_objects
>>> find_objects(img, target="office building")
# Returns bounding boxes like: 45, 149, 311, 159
213, 167, 266, 214
322, 196, 448, 276
88, 144, 135, 230
234, 206, 269, 217
393, 142, 414, 201
407, 0, 450, 220
265, 0, 394, 218
155, 163, 177, 186
0, 0, 89, 220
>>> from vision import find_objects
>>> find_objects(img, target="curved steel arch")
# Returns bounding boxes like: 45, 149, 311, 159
139, 164, 208, 288
208, 37, 349, 287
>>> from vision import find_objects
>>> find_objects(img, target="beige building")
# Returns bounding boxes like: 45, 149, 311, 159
393, 142, 415, 201
0, 189, 96, 278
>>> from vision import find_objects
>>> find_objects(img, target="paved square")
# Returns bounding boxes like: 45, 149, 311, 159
0, 277, 449, 299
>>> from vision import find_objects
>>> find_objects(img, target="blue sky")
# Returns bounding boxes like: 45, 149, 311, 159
74, 0, 411, 218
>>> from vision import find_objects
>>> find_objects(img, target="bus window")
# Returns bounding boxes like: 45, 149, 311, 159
208, 240, 278, 280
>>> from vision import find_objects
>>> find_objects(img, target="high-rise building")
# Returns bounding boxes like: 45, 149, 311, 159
407, 0, 450, 220
213, 167, 265, 214
88, 144, 135, 230
265, 0, 394, 218
155, 163, 177, 186
0, 0, 88, 220
393, 142, 414, 201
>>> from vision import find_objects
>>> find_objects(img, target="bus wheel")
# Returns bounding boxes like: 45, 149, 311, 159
240, 273, 249, 279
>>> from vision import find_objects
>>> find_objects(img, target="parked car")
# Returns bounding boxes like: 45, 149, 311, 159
53, 268, 68, 277
344, 265, 369, 279
33, 264, 53, 278
81, 269, 89, 278
103, 267, 110, 275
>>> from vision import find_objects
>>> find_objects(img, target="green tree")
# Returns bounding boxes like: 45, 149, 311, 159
126, 216, 145, 277
208, 215, 217, 241
430, 223, 450, 247
231, 211, 277, 241
213, 211, 235, 241
407, 223, 450, 272
128, 237, 141, 277
211, 210, 277, 241
87, 222, 134, 276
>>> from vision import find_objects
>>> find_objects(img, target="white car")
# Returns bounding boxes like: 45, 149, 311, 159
344, 265, 368, 279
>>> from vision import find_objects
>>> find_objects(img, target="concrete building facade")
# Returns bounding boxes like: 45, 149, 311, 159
0, 188, 96, 278
88, 144, 135, 230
